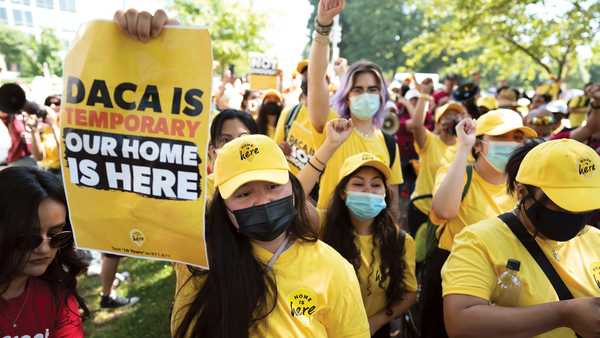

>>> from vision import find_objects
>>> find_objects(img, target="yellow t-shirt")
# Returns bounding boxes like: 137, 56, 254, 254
355, 232, 418, 317
410, 130, 458, 215
432, 166, 516, 251
171, 240, 370, 338
442, 217, 600, 338
316, 129, 403, 209
273, 103, 337, 176
38, 125, 60, 170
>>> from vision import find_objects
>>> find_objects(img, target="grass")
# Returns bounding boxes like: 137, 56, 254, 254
79, 258, 176, 338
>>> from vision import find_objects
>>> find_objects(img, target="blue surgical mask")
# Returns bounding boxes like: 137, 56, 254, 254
345, 191, 387, 220
485, 141, 520, 173
350, 93, 380, 120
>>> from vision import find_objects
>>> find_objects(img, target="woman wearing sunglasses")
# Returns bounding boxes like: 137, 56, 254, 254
0, 167, 88, 337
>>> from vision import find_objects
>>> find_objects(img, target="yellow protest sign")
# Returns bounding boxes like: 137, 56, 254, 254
249, 74, 279, 90
249, 53, 279, 90
61, 20, 212, 268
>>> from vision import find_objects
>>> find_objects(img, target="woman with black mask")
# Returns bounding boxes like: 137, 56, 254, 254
171, 134, 370, 338
442, 139, 600, 338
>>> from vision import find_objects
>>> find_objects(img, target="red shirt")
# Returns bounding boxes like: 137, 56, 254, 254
0, 278, 84, 338
0, 115, 31, 163
432, 89, 450, 106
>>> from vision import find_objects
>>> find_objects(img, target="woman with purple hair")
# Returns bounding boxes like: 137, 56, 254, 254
308, 0, 403, 218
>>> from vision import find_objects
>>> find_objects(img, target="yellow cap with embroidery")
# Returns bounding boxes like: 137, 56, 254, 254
214, 134, 289, 199
476, 109, 537, 137
435, 102, 466, 123
339, 152, 391, 183
476, 96, 498, 110
516, 139, 600, 212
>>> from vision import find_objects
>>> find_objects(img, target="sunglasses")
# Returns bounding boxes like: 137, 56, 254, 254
531, 115, 556, 126
18, 231, 73, 250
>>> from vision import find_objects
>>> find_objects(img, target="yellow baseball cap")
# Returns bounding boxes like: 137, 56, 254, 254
435, 102, 466, 123
477, 96, 498, 110
476, 109, 537, 137
339, 152, 391, 183
516, 139, 600, 212
214, 134, 290, 199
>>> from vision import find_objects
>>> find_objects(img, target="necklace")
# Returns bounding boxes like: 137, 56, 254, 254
0, 280, 30, 328
354, 127, 375, 138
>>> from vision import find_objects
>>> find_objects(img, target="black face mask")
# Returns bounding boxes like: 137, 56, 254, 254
300, 79, 308, 97
231, 195, 296, 241
262, 102, 283, 116
524, 196, 592, 242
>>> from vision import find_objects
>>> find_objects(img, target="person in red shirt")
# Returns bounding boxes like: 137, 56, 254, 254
0, 112, 34, 166
432, 73, 459, 107
0, 167, 88, 337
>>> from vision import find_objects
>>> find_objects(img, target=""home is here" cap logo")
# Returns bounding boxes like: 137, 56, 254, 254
239, 143, 260, 161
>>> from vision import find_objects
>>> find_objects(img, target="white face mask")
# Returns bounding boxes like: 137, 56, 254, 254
350, 93, 380, 120
485, 141, 520, 173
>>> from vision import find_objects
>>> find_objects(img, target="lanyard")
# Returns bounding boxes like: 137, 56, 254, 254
267, 237, 291, 269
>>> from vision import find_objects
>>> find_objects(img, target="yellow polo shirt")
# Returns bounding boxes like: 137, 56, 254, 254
316, 129, 403, 210
442, 217, 600, 338
356, 232, 418, 317
410, 130, 458, 215
432, 166, 516, 251
171, 240, 370, 337
273, 104, 337, 176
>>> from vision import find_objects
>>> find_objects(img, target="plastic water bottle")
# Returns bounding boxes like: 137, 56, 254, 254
492, 259, 522, 306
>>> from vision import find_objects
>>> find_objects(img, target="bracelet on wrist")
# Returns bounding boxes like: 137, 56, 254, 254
313, 156, 326, 167
315, 18, 334, 28
313, 32, 330, 44
307, 160, 324, 173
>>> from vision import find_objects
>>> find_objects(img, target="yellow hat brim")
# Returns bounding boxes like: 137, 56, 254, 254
477, 125, 537, 138
218, 169, 289, 199
542, 186, 600, 213
340, 160, 392, 182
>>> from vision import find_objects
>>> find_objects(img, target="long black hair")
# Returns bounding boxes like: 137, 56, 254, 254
174, 174, 318, 338
256, 100, 283, 136
0, 167, 89, 318
322, 169, 407, 315
209, 109, 258, 148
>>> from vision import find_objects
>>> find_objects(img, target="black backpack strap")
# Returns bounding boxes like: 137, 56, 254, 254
462, 165, 473, 200
498, 212, 575, 301
411, 194, 433, 203
383, 132, 397, 168
284, 103, 302, 141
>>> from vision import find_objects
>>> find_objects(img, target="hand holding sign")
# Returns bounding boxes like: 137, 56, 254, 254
113, 9, 179, 41
61, 20, 212, 268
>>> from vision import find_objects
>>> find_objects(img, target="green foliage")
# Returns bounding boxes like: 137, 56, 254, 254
0, 25, 62, 77
171, 0, 267, 75
28, 28, 63, 76
404, 0, 600, 87
0, 25, 30, 72
305, 0, 434, 74
81, 259, 175, 337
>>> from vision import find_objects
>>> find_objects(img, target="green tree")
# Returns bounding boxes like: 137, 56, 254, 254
305, 0, 435, 75
0, 25, 30, 71
0, 25, 62, 77
404, 0, 600, 87
26, 28, 63, 76
171, 0, 267, 75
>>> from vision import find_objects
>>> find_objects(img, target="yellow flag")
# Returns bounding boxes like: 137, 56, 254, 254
60, 20, 212, 268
